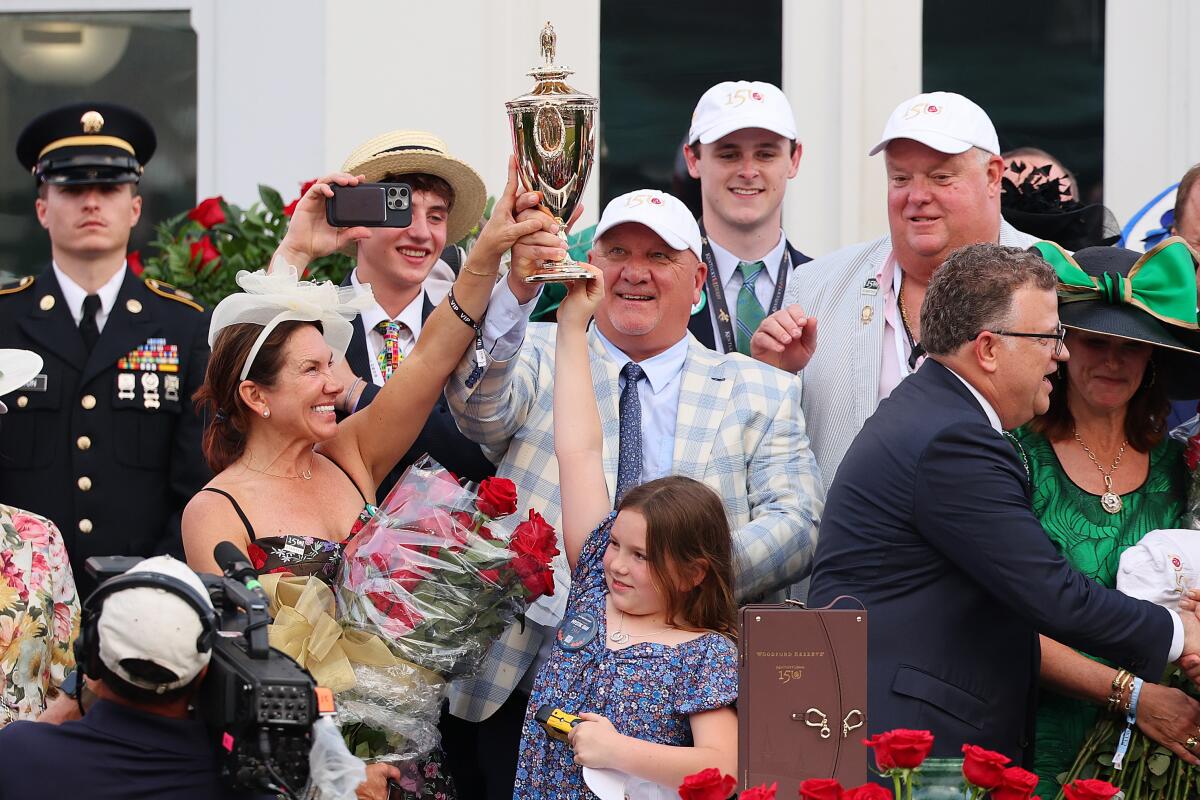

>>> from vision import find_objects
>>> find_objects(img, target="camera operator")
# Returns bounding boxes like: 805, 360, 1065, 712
0, 555, 272, 799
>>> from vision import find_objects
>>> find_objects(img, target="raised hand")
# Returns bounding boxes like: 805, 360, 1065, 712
467, 156, 555, 274
507, 195, 584, 303
750, 304, 818, 372
568, 712, 624, 769
275, 172, 373, 271
556, 263, 605, 330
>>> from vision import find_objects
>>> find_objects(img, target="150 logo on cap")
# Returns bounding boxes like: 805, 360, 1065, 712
625, 193, 664, 207
903, 103, 943, 119
724, 88, 765, 108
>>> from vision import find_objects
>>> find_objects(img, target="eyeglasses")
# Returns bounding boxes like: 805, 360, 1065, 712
987, 322, 1067, 357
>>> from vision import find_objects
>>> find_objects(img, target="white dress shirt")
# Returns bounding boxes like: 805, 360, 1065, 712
706, 231, 787, 346
945, 364, 1185, 661
52, 262, 125, 332
351, 268, 425, 386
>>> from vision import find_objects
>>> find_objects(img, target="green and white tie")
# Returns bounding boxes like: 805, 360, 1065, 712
735, 260, 768, 355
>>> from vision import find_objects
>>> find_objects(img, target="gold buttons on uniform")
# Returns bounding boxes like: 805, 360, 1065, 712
76, 435, 91, 450
81, 394, 96, 410
39, 295, 55, 311
77, 476, 92, 491
126, 298, 142, 314
16, 396, 27, 408
78, 519, 93, 534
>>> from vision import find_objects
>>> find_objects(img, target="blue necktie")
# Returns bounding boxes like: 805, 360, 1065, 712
615, 362, 645, 506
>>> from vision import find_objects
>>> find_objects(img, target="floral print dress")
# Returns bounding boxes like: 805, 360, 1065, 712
0, 504, 79, 726
514, 512, 739, 799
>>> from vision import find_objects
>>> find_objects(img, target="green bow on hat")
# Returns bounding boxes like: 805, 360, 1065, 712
1033, 237, 1200, 330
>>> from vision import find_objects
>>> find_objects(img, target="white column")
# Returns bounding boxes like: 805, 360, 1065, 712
781, 0, 923, 258
1104, 0, 1200, 228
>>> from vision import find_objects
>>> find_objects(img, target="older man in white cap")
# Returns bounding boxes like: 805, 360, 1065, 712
0, 555, 275, 798
439, 188, 823, 797
752, 91, 1037, 503
682, 81, 810, 355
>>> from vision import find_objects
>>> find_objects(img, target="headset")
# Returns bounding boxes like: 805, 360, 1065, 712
74, 571, 218, 684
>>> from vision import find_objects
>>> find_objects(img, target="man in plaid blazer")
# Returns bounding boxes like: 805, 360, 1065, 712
440, 188, 823, 796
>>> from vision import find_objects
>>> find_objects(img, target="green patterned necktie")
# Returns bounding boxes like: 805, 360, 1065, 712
735, 260, 768, 355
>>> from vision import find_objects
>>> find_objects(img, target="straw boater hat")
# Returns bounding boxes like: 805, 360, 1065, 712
340, 130, 486, 245
1033, 237, 1200, 398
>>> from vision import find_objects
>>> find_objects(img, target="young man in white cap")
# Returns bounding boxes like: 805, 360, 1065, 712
752, 91, 1038, 507
275, 130, 494, 492
441, 188, 823, 797
681, 80, 809, 355
0, 555, 275, 798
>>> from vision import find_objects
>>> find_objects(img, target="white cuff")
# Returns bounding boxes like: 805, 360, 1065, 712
481, 277, 540, 361
1169, 608, 1184, 662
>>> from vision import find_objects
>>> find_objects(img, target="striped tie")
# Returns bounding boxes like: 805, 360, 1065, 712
374, 320, 406, 381
735, 260, 767, 355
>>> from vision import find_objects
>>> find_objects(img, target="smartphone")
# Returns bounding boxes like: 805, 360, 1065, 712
326, 182, 412, 228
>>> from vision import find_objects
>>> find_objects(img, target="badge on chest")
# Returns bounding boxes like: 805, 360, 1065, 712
556, 610, 599, 651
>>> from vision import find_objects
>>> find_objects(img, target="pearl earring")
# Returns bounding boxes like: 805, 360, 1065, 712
262, 408, 270, 418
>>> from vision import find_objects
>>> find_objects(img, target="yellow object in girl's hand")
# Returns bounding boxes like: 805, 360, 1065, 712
535, 704, 582, 742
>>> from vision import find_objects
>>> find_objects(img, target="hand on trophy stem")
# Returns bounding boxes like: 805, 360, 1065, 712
274, 172, 372, 272
508, 189, 576, 303
470, 156, 555, 274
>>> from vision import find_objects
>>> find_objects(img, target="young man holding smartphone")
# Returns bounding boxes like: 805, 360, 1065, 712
275, 129, 495, 490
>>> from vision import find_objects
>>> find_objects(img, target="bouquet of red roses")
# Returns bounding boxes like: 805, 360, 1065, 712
333, 457, 557, 761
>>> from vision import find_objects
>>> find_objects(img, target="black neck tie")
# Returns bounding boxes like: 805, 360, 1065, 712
80, 294, 101, 352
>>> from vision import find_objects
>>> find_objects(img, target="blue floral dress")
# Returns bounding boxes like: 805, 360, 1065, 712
513, 512, 738, 799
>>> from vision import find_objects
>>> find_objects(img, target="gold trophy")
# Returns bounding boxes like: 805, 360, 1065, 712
506, 21, 599, 282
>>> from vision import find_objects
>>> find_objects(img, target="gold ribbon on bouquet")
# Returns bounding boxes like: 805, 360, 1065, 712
258, 573, 443, 694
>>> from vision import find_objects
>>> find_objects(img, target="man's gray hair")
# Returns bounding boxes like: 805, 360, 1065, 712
920, 243, 1057, 356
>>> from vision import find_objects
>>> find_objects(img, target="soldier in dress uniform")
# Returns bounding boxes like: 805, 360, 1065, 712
0, 102, 211, 595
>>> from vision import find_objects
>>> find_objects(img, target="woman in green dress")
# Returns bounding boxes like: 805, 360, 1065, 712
1016, 240, 1200, 798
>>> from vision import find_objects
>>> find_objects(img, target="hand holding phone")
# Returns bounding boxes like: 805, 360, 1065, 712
326, 183, 413, 228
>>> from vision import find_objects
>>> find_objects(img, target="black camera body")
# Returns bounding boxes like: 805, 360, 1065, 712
83, 555, 318, 797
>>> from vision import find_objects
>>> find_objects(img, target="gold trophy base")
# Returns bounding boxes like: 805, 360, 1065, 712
524, 258, 594, 283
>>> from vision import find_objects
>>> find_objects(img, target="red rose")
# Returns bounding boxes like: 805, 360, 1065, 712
509, 509, 559, 564
127, 249, 143, 277
863, 734, 896, 771
799, 778, 843, 800
1187, 434, 1200, 471
992, 766, 1039, 800
283, 179, 317, 218
475, 477, 518, 519
478, 568, 502, 585
247, 543, 268, 570
189, 237, 221, 273
961, 744, 1010, 790
187, 196, 226, 228
511, 552, 555, 600
1061, 780, 1120, 800
739, 783, 777, 800
677, 768, 735, 800
366, 590, 423, 634
883, 729, 934, 769
844, 784, 892, 800
450, 510, 495, 541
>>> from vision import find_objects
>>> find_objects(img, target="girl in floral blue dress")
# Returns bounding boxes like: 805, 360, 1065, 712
512, 264, 739, 798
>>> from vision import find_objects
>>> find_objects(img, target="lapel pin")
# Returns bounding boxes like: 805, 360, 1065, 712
126, 299, 142, 314
861, 306, 873, 324
39, 295, 55, 311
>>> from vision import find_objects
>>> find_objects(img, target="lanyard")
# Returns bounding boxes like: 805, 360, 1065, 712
698, 221, 790, 354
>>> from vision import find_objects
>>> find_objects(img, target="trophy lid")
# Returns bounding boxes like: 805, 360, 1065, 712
506, 21, 598, 111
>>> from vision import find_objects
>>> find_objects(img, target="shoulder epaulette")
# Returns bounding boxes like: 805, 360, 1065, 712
0, 275, 34, 296
144, 278, 204, 312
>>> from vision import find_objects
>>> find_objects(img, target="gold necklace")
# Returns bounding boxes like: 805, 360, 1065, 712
242, 447, 316, 481
607, 608, 673, 644
1072, 428, 1127, 514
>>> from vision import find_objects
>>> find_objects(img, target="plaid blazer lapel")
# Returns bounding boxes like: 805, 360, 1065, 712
673, 337, 733, 477
587, 329, 622, 503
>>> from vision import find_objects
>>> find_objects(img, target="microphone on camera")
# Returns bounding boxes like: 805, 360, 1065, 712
214, 541, 267, 599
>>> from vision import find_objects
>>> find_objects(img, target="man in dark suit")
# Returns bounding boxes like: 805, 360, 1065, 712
0, 103, 210, 595
275, 130, 494, 496
808, 242, 1200, 764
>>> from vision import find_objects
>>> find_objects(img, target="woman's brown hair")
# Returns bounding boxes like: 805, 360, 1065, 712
193, 320, 320, 472
1028, 344, 1170, 452
618, 477, 738, 641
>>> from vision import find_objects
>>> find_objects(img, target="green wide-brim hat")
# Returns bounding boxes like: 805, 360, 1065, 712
1032, 238, 1200, 399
